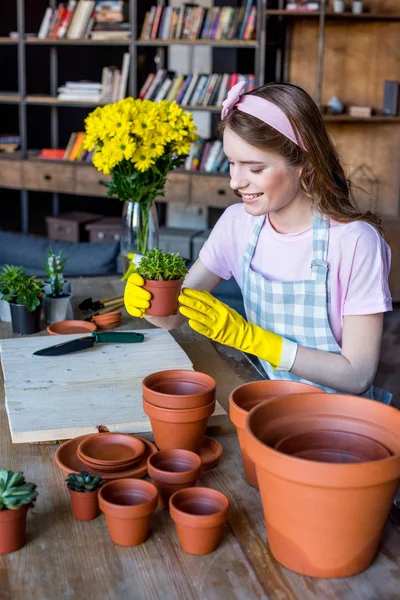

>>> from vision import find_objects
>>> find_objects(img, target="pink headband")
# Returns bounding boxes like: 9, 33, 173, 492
221, 81, 306, 151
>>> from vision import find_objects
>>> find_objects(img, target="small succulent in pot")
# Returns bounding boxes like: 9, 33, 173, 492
135, 248, 189, 317
66, 471, 104, 493
42, 250, 74, 324
0, 469, 38, 554
43, 249, 68, 298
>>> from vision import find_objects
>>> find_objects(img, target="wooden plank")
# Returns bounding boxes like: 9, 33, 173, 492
0, 329, 227, 443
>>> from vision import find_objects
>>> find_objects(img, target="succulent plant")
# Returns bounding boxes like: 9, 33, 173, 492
0, 469, 38, 510
66, 471, 104, 493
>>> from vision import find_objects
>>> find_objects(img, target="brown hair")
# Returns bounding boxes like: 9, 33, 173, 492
218, 82, 382, 233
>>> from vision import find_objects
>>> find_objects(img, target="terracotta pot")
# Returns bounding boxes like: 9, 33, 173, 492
275, 430, 391, 463
147, 449, 202, 508
0, 505, 29, 554
98, 479, 158, 546
169, 487, 230, 555
229, 380, 323, 488
245, 393, 400, 578
142, 369, 216, 409
144, 279, 183, 317
68, 489, 99, 521
143, 397, 216, 453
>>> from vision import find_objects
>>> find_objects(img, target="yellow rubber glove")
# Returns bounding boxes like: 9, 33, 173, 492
178, 288, 286, 369
124, 273, 151, 318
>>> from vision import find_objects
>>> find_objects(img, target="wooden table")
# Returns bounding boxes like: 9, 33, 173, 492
0, 276, 399, 600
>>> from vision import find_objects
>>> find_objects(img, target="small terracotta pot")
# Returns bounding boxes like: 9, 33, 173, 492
144, 279, 183, 317
142, 369, 216, 409
169, 487, 230, 555
0, 505, 29, 554
245, 393, 400, 578
143, 397, 216, 453
68, 489, 100, 521
147, 449, 202, 508
275, 430, 392, 463
98, 479, 158, 546
229, 380, 323, 488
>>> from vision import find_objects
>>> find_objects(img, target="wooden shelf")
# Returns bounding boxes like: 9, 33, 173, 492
136, 38, 258, 47
266, 10, 400, 21
0, 93, 20, 103
25, 37, 130, 46
0, 37, 18, 44
323, 115, 400, 123
25, 95, 105, 107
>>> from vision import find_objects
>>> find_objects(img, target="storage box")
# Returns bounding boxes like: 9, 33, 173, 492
192, 229, 211, 260
158, 227, 201, 260
46, 212, 102, 242
85, 217, 122, 243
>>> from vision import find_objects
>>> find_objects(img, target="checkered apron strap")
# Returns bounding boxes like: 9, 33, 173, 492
311, 213, 330, 283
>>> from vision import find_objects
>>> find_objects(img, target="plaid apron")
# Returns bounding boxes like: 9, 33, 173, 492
241, 212, 392, 403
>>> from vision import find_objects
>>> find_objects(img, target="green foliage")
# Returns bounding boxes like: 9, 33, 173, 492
0, 265, 43, 312
136, 248, 188, 281
66, 471, 104, 493
0, 469, 38, 510
43, 249, 68, 298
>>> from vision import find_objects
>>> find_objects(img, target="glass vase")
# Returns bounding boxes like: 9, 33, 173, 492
120, 200, 159, 270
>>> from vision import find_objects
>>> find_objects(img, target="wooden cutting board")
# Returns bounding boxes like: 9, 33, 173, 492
0, 329, 228, 443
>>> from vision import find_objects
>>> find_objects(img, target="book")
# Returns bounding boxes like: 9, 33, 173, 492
118, 52, 130, 100
68, 132, 85, 161
139, 73, 155, 99
63, 132, 77, 160
38, 7, 53, 38
52, 4, 67, 39
57, 0, 78, 38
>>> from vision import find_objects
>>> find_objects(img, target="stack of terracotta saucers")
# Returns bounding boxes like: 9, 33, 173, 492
91, 310, 122, 330
77, 433, 145, 473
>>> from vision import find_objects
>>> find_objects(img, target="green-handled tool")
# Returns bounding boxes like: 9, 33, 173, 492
33, 331, 145, 357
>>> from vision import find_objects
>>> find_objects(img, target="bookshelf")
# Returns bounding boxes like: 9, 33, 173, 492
0, 0, 266, 234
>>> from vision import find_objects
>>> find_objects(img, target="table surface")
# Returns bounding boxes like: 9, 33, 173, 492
0, 276, 399, 600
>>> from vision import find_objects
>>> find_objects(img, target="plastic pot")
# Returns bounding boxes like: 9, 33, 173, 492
98, 479, 158, 546
169, 487, 230, 555
229, 380, 323, 488
10, 302, 41, 334
144, 279, 183, 317
245, 393, 400, 578
147, 449, 202, 508
143, 397, 216, 453
68, 489, 99, 521
142, 369, 216, 409
0, 505, 29, 554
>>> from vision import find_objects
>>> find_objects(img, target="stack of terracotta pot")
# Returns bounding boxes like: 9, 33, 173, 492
229, 380, 400, 578
91, 310, 122, 329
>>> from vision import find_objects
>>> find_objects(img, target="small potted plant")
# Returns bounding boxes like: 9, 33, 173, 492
42, 250, 73, 324
0, 469, 38, 554
66, 471, 104, 521
0, 265, 43, 334
135, 248, 188, 317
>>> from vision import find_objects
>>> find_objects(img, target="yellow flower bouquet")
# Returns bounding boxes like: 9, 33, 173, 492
84, 97, 197, 254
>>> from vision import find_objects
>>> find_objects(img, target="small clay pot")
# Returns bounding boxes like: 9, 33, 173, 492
144, 279, 183, 317
147, 449, 202, 508
275, 430, 392, 463
169, 487, 230, 555
229, 380, 322, 488
245, 392, 400, 578
142, 369, 216, 409
68, 489, 100, 521
98, 479, 158, 546
143, 397, 216, 453
0, 505, 29, 554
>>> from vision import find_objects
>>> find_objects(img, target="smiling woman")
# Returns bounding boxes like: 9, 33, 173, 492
124, 81, 392, 403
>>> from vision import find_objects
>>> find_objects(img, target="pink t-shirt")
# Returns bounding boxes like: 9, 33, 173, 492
199, 204, 392, 346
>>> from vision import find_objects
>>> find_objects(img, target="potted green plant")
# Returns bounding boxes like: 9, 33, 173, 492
42, 250, 73, 324
0, 265, 43, 334
66, 471, 104, 521
135, 248, 188, 317
0, 469, 38, 554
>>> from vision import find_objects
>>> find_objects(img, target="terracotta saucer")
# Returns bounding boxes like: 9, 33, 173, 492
47, 320, 97, 335
77, 433, 145, 466
55, 434, 157, 480
199, 436, 223, 471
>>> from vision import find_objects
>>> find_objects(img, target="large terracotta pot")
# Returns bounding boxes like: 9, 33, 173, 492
229, 380, 323, 488
98, 479, 158, 546
169, 487, 230, 555
144, 279, 183, 317
68, 489, 99, 521
142, 369, 216, 410
147, 449, 202, 508
143, 397, 216, 453
0, 505, 29, 554
245, 393, 400, 578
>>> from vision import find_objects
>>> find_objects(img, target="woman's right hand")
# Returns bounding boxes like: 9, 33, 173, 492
124, 273, 152, 318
